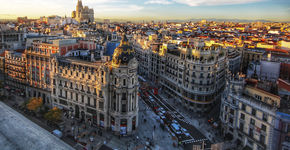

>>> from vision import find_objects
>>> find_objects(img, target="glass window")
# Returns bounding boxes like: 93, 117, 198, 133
240, 113, 245, 120
261, 124, 266, 132
242, 103, 246, 111
99, 101, 104, 110
250, 118, 255, 125
263, 113, 268, 122
252, 108, 256, 116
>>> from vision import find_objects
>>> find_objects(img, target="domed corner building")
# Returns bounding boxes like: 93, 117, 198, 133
109, 34, 139, 136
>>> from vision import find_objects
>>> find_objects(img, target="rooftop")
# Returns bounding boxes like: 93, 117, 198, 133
0, 101, 73, 150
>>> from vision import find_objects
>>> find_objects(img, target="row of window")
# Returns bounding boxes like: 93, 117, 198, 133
56, 89, 104, 110
241, 103, 268, 122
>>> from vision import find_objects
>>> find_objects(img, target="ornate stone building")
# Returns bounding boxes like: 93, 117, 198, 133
51, 35, 138, 135
72, 0, 94, 23
4, 50, 26, 96
134, 38, 228, 113
220, 77, 280, 150
26, 39, 96, 105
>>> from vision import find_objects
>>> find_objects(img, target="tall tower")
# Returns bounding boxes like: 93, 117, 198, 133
109, 34, 139, 135
76, 0, 83, 16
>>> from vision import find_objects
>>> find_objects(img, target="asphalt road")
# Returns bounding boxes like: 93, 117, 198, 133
139, 88, 211, 148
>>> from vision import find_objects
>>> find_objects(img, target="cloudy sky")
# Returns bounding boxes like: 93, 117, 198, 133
0, 0, 289, 21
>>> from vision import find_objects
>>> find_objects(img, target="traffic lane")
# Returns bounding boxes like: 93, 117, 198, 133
150, 92, 185, 121
178, 120, 207, 142
140, 94, 193, 142
148, 93, 209, 142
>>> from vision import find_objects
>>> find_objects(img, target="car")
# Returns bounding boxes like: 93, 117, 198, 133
172, 120, 178, 124
184, 132, 190, 137
160, 115, 166, 120
171, 123, 182, 135
181, 128, 187, 133
148, 96, 153, 99
176, 130, 182, 135
157, 107, 164, 112
52, 129, 63, 138
181, 128, 190, 137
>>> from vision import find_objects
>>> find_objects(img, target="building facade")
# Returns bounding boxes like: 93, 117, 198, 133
220, 77, 280, 150
228, 48, 241, 75
26, 39, 96, 105
4, 50, 26, 96
160, 43, 227, 113
134, 36, 228, 113
241, 49, 264, 74
51, 35, 138, 135
72, 0, 94, 23
0, 30, 24, 53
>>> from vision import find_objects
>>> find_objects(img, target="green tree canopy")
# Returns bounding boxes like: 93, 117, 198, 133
44, 107, 62, 123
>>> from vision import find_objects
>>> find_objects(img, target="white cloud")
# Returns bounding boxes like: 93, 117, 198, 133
145, 0, 172, 5
173, 0, 264, 6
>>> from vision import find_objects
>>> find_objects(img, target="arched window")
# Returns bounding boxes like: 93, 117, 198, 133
123, 79, 126, 86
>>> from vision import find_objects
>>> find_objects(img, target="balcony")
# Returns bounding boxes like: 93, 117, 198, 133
86, 104, 96, 109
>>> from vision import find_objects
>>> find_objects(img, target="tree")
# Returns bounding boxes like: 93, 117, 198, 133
26, 97, 43, 112
44, 107, 62, 123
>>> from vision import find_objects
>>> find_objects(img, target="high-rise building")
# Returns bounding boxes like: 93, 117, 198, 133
71, 0, 94, 23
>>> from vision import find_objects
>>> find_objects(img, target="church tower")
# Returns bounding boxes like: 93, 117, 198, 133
76, 0, 83, 15
109, 34, 139, 135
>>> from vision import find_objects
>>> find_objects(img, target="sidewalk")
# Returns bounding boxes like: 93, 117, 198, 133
158, 91, 223, 144
61, 97, 183, 150
2, 93, 185, 150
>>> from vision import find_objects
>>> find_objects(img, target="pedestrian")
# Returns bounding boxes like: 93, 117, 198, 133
153, 125, 156, 130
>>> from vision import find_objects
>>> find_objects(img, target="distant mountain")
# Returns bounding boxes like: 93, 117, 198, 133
188, 18, 273, 23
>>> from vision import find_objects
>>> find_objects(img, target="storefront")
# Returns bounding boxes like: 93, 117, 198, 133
100, 113, 104, 127
132, 117, 136, 131
120, 119, 127, 135
111, 117, 115, 131
92, 115, 98, 127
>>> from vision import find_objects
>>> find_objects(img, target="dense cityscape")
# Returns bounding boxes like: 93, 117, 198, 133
0, 0, 289, 150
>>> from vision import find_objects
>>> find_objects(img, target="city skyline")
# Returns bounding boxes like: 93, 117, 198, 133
0, 0, 289, 21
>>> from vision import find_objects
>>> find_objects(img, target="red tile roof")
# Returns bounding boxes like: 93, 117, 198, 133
278, 79, 290, 92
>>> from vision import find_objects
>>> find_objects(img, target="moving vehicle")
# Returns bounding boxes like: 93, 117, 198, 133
181, 128, 190, 137
171, 123, 182, 135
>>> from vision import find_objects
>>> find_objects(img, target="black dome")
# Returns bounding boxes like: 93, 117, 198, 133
112, 34, 135, 66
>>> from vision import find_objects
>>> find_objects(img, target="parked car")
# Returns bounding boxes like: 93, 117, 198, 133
52, 129, 63, 138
